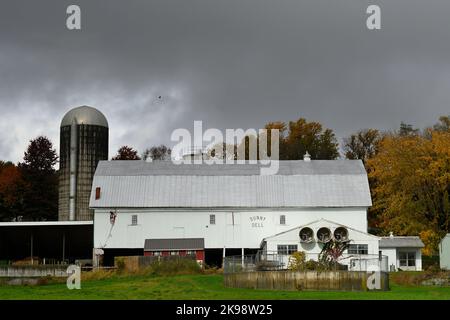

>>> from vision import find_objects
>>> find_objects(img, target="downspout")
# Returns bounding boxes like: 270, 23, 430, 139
69, 118, 77, 221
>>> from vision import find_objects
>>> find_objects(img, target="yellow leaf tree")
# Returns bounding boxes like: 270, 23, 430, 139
367, 130, 450, 255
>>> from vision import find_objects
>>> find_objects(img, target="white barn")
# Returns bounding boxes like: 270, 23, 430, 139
89, 159, 372, 265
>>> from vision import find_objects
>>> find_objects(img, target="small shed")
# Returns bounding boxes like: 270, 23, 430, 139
144, 238, 205, 264
379, 236, 424, 271
439, 234, 450, 270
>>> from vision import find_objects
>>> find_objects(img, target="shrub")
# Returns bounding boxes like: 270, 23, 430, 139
145, 258, 203, 276
115, 257, 126, 273
288, 252, 306, 271
305, 260, 321, 271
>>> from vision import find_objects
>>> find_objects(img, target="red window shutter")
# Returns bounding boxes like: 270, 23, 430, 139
95, 187, 101, 199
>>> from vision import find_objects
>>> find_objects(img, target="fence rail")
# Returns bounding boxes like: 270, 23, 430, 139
224, 251, 389, 274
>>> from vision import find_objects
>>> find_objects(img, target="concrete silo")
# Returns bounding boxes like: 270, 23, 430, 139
59, 106, 109, 221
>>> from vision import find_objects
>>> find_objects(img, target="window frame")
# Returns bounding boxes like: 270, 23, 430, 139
348, 244, 369, 255
209, 214, 216, 225
280, 215, 286, 225
399, 251, 416, 267
277, 244, 298, 255
131, 214, 138, 226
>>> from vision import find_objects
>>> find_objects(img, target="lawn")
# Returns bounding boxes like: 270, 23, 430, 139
0, 274, 449, 300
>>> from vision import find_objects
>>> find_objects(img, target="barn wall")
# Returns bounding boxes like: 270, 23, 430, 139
93, 207, 368, 249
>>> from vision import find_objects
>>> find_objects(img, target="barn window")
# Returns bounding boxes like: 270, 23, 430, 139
277, 245, 297, 255
209, 214, 216, 225
280, 215, 286, 225
170, 251, 179, 256
186, 250, 196, 255
131, 215, 138, 226
348, 244, 368, 255
95, 187, 101, 199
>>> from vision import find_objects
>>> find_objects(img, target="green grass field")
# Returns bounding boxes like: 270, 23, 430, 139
0, 274, 449, 300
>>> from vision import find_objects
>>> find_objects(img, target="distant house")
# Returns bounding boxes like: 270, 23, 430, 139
439, 234, 450, 270
379, 234, 425, 271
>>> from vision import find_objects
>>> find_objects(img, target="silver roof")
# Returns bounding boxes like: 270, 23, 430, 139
89, 160, 372, 208
61, 106, 108, 127
379, 236, 425, 248
144, 238, 205, 251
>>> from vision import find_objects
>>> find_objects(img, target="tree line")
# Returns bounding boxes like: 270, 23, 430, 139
1, 115, 449, 255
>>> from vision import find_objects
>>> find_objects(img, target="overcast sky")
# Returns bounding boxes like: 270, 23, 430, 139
1, 0, 449, 163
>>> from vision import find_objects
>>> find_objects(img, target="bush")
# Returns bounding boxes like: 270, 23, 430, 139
145, 258, 202, 276
288, 252, 306, 271
390, 270, 450, 286
115, 257, 126, 273
305, 260, 321, 271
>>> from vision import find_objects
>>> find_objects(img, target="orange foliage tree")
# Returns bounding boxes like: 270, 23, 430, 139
367, 129, 450, 254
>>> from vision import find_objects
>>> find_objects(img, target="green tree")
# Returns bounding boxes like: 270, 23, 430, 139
19, 136, 58, 221
398, 122, 419, 137
343, 129, 381, 163
281, 118, 339, 160
142, 145, 171, 161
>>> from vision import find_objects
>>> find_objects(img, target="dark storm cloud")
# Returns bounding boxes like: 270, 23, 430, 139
1, 0, 450, 161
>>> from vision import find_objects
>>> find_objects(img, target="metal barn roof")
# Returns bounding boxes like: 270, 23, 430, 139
379, 236, 425, 248
89, 160, 372, 208
144, 238, 205, 251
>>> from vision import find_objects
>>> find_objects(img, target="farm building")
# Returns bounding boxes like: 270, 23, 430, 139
440, 234, 450, 270
89, 159, 374, 266
261, 219, 382, 271
144, 238, 205, 265
379, 235, 424, 271
0, 221, 93, 265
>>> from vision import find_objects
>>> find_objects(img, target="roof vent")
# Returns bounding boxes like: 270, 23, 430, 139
304, 151, 311, 162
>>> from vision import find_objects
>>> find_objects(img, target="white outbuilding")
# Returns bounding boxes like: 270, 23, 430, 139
379, 234, 424, 271
439, 234, 450, 270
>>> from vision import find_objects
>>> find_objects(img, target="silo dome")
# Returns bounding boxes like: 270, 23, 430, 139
61, 105, 108, 128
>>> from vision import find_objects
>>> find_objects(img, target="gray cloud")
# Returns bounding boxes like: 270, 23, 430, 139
1, 0, 450, 162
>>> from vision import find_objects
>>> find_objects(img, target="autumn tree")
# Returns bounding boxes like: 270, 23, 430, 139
0, 162, 26, 221
19, 136, 59, 221
343, 129, 381, 164
204, 118, 338, 161
398, 122, 419, 137
432, 115, 450, 132
142, 145, 171, 161
281, 118, 339, 160
112, 146, 141, 160
367, 129, 450, 254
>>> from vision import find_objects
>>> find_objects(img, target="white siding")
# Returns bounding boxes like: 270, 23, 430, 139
93, 207, 368, 249
380, 248, 397, 271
